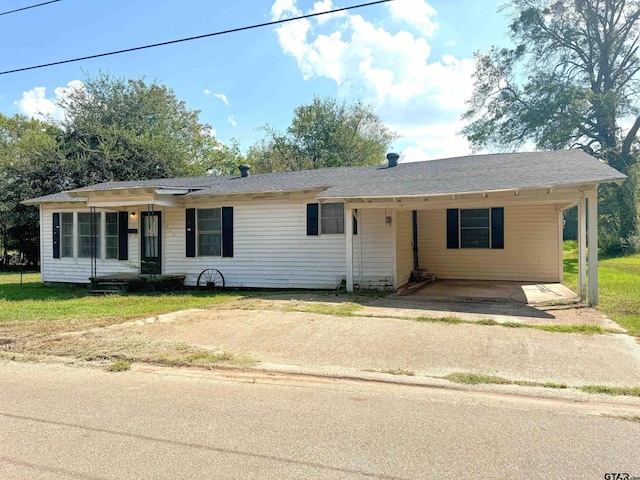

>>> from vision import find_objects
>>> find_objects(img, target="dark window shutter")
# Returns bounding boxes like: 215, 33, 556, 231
222, 206, 234, 257
307, 203, 319, 235
353, 210, 358, 235
186, 208, 196, 257
52, 212, 60, 258
446, 209, 459, 249
118, 211, 129, 260
491, 207, 504, 249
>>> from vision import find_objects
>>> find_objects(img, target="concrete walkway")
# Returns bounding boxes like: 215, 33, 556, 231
127, 300, 640, 388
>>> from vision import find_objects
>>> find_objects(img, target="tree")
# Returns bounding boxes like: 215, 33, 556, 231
0, 114, 64, 264
462, 0, 640, 244
0, 73, 224, 265
59, 73, 215, 187
250, 96, 396, 173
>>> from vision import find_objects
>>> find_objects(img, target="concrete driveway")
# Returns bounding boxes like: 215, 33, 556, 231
118, 295, 640, 389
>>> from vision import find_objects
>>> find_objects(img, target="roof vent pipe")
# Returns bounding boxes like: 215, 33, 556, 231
386, 152, 399, 168
239, 165, 250, 177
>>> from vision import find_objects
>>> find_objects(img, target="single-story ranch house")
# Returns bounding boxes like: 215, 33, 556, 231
23, 150, 625, 305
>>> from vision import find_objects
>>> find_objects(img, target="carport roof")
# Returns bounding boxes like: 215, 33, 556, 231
22, 149, 626, 205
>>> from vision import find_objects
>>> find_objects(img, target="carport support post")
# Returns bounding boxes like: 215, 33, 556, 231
345, 205, 354, 292
578, 197, 587, 301
587, 190, 598, 306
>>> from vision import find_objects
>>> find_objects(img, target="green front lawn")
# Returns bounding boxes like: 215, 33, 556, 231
563, 241, 640, 335
0, 273, 243, 324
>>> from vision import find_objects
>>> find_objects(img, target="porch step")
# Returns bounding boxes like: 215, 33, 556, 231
90, 280, 131, 294
90, 289, 127, 295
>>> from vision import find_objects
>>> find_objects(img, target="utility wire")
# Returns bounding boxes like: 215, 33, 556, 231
0, 0, 394, 76
0, 0, 61, 17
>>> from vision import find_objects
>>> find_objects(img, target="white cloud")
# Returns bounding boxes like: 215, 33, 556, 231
271, 0, 300, 18
227, 115, 237, 127
388, 0, 438, 36
14, 80, 84, 122
271, 0, 477, 160
201, 126, 217, 137
310, 0, 346, 24
213, 93, 230, 106
203, 89, 230, 106
394, 121, 474, 162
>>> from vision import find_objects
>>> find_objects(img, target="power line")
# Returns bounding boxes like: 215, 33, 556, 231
0, 0, 61, 17
0, 0, 394, 76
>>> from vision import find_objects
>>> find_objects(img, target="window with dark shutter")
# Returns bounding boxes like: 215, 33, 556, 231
491, 207, 504, 249
222, 207, 233, 257
186, 208, 196, 257
307, 203, 319, 236
460, 209, 490, 248
52, 213, 60, 258
118, 211, 129, 260
446, 209, 459, 249
60, 213, 73, 257
448, 207, 505, 250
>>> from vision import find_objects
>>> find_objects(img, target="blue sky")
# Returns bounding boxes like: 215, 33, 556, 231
0, 0, 509, 161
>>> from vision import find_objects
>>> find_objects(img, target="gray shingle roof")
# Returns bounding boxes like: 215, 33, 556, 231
22, 150, 625, 205
21, 191, 86, 205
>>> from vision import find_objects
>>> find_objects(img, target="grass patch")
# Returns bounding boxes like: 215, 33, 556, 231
373, 368, 415, 376
533, 324, 607, 334
280, 301, 362, 317
154, 351, 255, 368
563, 242, 640, 336
444, 372, 567, 389
0, 272, 244, 324
609, 415, 640, 424
415, 315, 609, 335
105, 359, 131, 372
579, 385, 640, 397
444, 372, 513, 385
415, 316, 467, 325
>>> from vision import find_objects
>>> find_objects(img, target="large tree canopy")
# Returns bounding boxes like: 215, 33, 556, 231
0, 114, 65, 263
0, 73, 223, 265
59, 73, 215, 186
463, 0, 640, 243
249, 96, 396, 173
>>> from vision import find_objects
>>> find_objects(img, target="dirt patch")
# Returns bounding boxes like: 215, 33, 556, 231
119, 307, 640, 386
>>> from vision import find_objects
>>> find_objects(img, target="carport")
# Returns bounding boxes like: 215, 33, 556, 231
323, 151, 626, 306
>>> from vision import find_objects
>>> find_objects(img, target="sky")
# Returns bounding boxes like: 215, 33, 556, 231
0, 0, 510, 162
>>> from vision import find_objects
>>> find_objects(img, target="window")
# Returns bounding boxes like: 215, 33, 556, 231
447, 208, 504, 250
197, 208, 222, 256
77, 212, 101, 258
460, 208, 490, 248
105, 212, 118, 259
321, 203, 344, 234
60, 213, 74, 257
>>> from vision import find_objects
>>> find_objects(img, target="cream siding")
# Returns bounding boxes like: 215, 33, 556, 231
354, 209, 395, 288
395, 210, 413, 287
417, 204, 560, 282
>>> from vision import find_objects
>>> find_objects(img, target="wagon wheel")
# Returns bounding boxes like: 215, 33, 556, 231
197, 269, 225, 290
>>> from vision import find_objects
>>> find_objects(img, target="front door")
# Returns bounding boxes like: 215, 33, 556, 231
141, 211, 161, 274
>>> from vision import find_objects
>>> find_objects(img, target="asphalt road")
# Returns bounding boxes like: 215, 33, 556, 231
1, 362, 639, 479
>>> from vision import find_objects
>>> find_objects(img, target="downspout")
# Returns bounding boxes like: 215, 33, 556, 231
412, 210, 419, 271
357, 209, 363, 286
